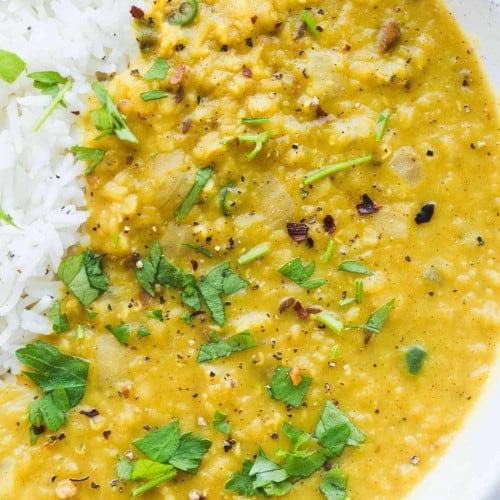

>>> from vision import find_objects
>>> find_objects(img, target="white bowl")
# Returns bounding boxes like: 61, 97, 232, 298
409, 2, 500, 499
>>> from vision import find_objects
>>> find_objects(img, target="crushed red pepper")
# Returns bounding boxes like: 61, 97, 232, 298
287, 222, 309, 242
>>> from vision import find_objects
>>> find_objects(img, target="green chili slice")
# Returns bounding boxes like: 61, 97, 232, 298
167, 0, 199, 26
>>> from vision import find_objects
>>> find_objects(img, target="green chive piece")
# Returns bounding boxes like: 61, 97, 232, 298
320, 238, 335, 263
355, 279, 363, 303
241, 117, 270, 124
313, 312, 344, 334
237, 243, 270, 265
375, 108, 391, 141
304, 154, 372, 185
301, 10, 321, 40
238, 131, 272, 160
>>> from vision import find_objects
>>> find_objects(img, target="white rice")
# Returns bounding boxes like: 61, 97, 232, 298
0, 0, 144, 375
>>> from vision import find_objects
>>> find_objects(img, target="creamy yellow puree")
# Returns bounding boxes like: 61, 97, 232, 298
1, 0, 500, 499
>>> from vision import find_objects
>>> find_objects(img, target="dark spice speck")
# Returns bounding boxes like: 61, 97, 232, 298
414, 203, 435, 224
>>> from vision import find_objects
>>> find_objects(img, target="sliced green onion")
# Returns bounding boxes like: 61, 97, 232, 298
33, 80, 72, 132
320, 238, 334, 263
237, 243, 270, 265
167, 0, 199, 26
355, 279, 363, 303
242, 117, 270, 124
313, 312, 344, 334
301, 10, 321, 40
375, 108, 391, 141
239, 131, 272, 160
304, 154, 372, 185
140, 89, 168, 101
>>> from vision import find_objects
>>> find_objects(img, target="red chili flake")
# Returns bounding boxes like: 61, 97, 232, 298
190, 258, 198, 271
242, 66, 252, 78
174, 85, 185, 103
80, 409, 99, 418
356, 194, 382, 215
130, 5, 145, 19
103, 430, 111, 440
289, 367, 301, 386
323, 215, 336, 234
294, 300, 309, 319
287, 222, 309, 242
414, 202, 435, 224
316, 106, 328, 118
279, 296, 296, 313
170, 63, 186, 85
251, 15, 258, 24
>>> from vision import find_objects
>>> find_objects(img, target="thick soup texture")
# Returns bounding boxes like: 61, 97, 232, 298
1, 0, 500, 499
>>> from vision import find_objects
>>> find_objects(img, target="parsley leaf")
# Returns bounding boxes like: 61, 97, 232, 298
213, 410, 231, 434
197, 261, 248, 326
225, 459, 256, 496
16, 341, 89, 443
406, 345, 427, 375
320, 467, 348, 500
338, 260, 373, 276
197, 330, 257, 363
91, 81, 138, 143
174, 166, 214, 222
106, 323, 130, 345
71, 146, 106, 174
313, 401, 365, 456
143, 58, 170, 80
0, 49, 26, 83
268, 366, 312, 408
57, 249, 109, 307
48, 300, 70, 334
278, 258, 326, 289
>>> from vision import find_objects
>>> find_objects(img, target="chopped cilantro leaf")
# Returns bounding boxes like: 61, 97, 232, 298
75, 324, 86, 339
182, 242, 213, 258
0, 49, 26, 83
250, 450, 292, 494
269, 366, 312, 408
106, 324, 130, 345
239, 131, 272, 160
168, 432, 212, 474
406, 345, 427, 375
137, 325, 151, 338
147, 309, 164, 322
143, 58, 170, 80
213, 410, 231, 434
355, 279, 363, 303
278, 258, 327, 289
0, 204, 18, 227
338, 260, 373, 276
225, 459, 256, 496
197, 330, 257, 363
220, 183, 235, 216
48, 300, 70, 334
140, 89, 168, 101
174, 166, 214, 222
365, 298, 395, 333
91, 81, 138, 143
71, 146, 106, 174
320, 467, 348, 500
130, 459, 174, 480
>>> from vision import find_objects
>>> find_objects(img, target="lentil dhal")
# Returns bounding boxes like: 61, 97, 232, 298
1, 0, 500, 499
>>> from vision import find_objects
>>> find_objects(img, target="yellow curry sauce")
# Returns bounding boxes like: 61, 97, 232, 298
1, 0, 500, 498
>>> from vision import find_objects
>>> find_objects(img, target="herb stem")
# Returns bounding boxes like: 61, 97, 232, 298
33, 80, 72, 132
237, 243, 270, 265
132, 470, 176, 497
320, 239, 334, 263
304, 154, 372, 185
313, 312, 344, 334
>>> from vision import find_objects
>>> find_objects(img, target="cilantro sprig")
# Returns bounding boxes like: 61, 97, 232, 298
71, 146, 106, 174
278, 258, 327, 289
48, 300, 70, 334
15, 341, 89, 444
196, 330, 257, 363
268, 366, 312, 408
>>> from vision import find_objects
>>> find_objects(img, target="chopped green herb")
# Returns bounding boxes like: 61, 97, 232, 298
167, 0, 199, 26
269, 366, 312, 408
174, 167, 214, 222
197, 330, 257, 363
301, 10, 321, 40
196, 261, 248, 326
75, 324, 86, 340
339, 298, 355, 307
278, 258, 327, 289
330, 345, 340, 360
106, 323, 130, 345
225, 459, 257, 496
137, 325, 151, 338
321, 239, 335, 263
213, 410, 231, 434
86, 308, 97, 319
140, 89, 169, 101
338, 260, 373, 276
91, 81, 138, 143
15, 340, 89, 443
242, 117, 270, 124
304, 154, 372, 185
313, 312, 344, 334
57, 249, 109, 307
220, 183, 235, 216
375, 108, 391, 141
249, 450, 292, 494
239, 131, 272, 160
28, 71, 68, 101
0, 49, 26, 83
320, 467, 348, 500
113, 233, 120, 248
71, 146, 106, 174
355, 279, 363, 303
345, 298, 395, 334
0, 205, 18, 227
147, 309, 164, 322
143, 58, 170, 80
182, 242, 213, 258
406, 345, 427, 375
314, 401, 365, 456
48, 300, 70, 334
237, 242, 270, 265
31, 77, 72, 132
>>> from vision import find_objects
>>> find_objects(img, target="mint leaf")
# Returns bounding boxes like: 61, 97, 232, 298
278, 258, 326, 289
197, 330, 256, 363
338, 260, 373, 276
0, 49, 26, 83
320, 467, 348, 500
143, 58, 170, 80
174, 167, 214, 222
269, 366, 312, 408
213, 411, 231, 434
48, 300, 70, 334
106, 323, 130, 345
406, 345, 427, 375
